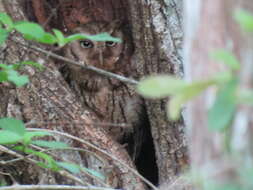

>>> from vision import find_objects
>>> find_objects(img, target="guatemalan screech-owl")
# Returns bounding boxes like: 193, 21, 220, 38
65, 20, 128, 91
64, 20, 145, 160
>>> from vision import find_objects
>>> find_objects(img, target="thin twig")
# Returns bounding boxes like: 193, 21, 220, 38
0, 185, 118, 190
27, 128, 158, 190
0, 145, 90, 186
0, 144, 108, 187
11, 39, 139, 85
29, 145, 109, 187
25, 120, 131, 128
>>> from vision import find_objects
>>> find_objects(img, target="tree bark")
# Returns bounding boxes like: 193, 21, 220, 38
1, 1, 145, 189
128, 0, 187, 184
0, 0, 186, 189
184, 0, 253, 188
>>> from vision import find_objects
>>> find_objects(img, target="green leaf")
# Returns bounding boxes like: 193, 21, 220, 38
81, 167, 105, 180
0, 71, 8, 82
53, 29, 65, 46
6, 70, 29, 87
63, 34, 86, 44
137, 75, 187, 98
64, 33, 122, 44
0, 118, 25, 135
208, 79, 238, 131
35, 32, 57, 44
0, 63, 9, 69
0, 13, 13, 30
13, 145, 25, 151
87, 32, 121, 42
23, 131, 52, 145
210, 49, 240, 70
234, 9, 253, 33
237, 89, 253, 105
19, 61, 44, 71
204, 182, 240, 190
0, 130, 23, 144
168, 80, 214, 120
57, 162, 80, 174
0, 27, 8, 45
31, 140, 69, 149
14, 21, 45, 39
24, 131, 52, 139
37, 162, 51, 169
24, 148, 59, 170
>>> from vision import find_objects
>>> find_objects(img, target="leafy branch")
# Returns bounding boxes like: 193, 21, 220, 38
138, 9, 253, 133
12, 39, 138, 85
0, 12, 123, 87
0, 11, 140, 188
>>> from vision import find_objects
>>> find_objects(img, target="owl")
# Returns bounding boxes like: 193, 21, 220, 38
65, 20, 127, 91
64, 20, 145, 160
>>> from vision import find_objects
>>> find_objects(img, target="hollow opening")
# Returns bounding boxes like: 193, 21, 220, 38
134, 121, 159, 186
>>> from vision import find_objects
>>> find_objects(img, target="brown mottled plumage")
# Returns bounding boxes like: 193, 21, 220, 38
64, 21, 145, 160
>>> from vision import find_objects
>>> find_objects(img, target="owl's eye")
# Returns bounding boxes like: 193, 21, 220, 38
106, 41, 116, 47
80, 40, 93, 48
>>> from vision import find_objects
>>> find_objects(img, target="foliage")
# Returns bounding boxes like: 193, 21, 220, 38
0, 118, 66, 171
138, 8, 253, 190
0, 12, 120, 87
0, 12, 120, 183
137, 10, 253, 131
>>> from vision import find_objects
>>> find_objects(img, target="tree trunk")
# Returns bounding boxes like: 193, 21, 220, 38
0, 0, 186, 189
128, 0, 187, 184
184, 0, 253, 188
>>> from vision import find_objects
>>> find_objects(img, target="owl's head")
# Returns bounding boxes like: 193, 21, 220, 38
67, 20, 124, 72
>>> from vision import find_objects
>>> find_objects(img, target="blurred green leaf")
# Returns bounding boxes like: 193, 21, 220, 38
87, 32, 121, 42
14, 21, 45, 39
237, 89, 253, 105
0, 63, 9, 69
13, 145, 25, 151
204, 182, 241, 190
23, 32, 57, 44
208, 79, 238, 131
64, 33, 121, 44
63, 34, 87, 44
25, 148, 59, 170
23, 131, 52, 145
19, 61, 44, 71
57, 162, 80, 174
0, 117, 25, 136
53, 29, 65, 46
0, 130, 23, 144
37, 162, 51, 169
81, 167, 105, 180
210, 49, 240, 70
0, 13, 13, 30
137, 75, 187, 98
234, 9, 253, 33
0, 27, 8, 45
0, 71, 8, 82
168, 80, 214, 120
6, 70, 29, 87
31, 140, 69, 149
212, 71, 233, 84
36, 32, 57, 44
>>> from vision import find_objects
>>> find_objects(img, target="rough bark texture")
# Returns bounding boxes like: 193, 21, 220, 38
127, 0, 187, 184
184, 0, 253, 187
0, 0, 186, 189
1, 1, 145, 189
